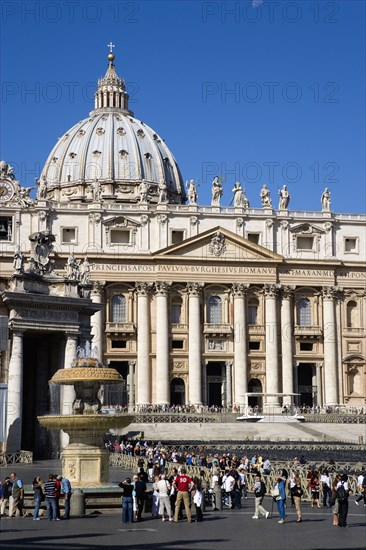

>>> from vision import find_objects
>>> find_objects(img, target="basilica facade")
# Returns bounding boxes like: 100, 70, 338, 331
0, 51, 365, 454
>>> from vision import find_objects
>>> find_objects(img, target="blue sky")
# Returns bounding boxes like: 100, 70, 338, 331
1, 0, 365, 212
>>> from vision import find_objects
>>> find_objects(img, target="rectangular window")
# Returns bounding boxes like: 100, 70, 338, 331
0, 216, 13, 241
62, 227, 77, 243
249, 341, 260, 350
297, 236, 314, 250
171, 304, 182, 324
300, 342, 313, 351
172, 340, 184, 349
247, 233, 260, 245
110, 230, 130, 244
248, 306, 258, 325
111, 340, 127, 349
344, 238, 358, 253
171, 230, 184, 244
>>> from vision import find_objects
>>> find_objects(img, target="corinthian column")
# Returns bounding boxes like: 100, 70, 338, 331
225, 361, 233, 406
128, 360, 135, 412
6, 331, 23, 452
322, 286, 338, 405
136, 283, 151, 404
264, 284, 280, 407
61, 333, 78, 449
90, 281, 105, 363
281, 286, 294, 406
232, 283, 248, 408
187, 283, 202, 407
155, 282, 170, 405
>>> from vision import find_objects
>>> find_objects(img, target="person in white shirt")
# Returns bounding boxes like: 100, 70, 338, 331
320, 470, 332, 508
156, 474, 173, 522
355, 472, 366, 506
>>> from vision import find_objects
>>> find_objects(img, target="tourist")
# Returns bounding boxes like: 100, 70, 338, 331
252, 473, 270, 520
156, 474, 173, 522
173, 467, 193, 523
119, 478, 134, 524
60, 476, 72, 519
131, 474, 138, 521
291, 477, 303, 523
152, 475, 160, 518
337, 474, 350, 527
309, 471, 321, 509
263, 457, 271, 476
44, 474, 58, 521
320, 469, 332, 508
1, 477, 13, 517
273, 469, 287, 524
169, 467, 182, 519
55, 475, 62, 519
211, 468, 222, 511
331, 474, 341, 526
134, 474, 147, 522
355, 470, 366, 506
32, 476, 44, 520
9, 472, 24, 518
192, 477, 203, 522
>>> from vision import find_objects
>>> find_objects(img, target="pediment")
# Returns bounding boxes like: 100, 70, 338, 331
154, 226, 283, 261
102, 215, 140, 228
290, 223, 325, 235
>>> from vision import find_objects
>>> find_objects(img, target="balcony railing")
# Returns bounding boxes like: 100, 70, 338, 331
106, 322, 136, 335
294, 325, 322, 336
203, 323, 232, 336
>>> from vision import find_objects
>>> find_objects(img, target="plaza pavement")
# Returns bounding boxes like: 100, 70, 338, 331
0, 460, 365, 550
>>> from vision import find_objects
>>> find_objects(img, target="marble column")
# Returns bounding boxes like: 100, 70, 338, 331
281, 286, 294, 406
322, 286, 338, 405
225, 361, 232, 407
264, 284, 280, 407
232, 284, 248, 407
316, 363, 323, 407
91, 281, 105, 363
61, 333, 78, 449
128, 360, 135, 412
187, 283, 202, 407
136, 283, 151, 404
155, 282, 170, 405
6, 331, 23, 452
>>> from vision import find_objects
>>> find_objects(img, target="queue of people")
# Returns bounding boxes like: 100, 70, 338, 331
0, 472, 72, 521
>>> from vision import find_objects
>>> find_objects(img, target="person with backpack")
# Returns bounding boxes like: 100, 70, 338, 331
291, 477, 304, 522
252, 474, 270, 519
336, 474, 350, 527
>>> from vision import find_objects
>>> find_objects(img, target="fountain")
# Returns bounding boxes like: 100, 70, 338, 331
38, 344, 134, 488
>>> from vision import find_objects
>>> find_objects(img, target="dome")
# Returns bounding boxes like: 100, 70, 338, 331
40, 53, 186, 204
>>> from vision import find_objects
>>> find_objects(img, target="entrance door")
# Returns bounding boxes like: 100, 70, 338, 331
297, 363, 317, 406
248, 379, 263, 409
206, 362, 225, 407
107, 361, 128, 406
170, 378, 185, 405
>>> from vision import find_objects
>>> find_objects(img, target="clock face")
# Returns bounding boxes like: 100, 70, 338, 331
0, 180, 14, 201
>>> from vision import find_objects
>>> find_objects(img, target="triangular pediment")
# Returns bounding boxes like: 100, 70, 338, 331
102, 215, 140, 228
154, 226, 283, 261
290, 223, 325, 235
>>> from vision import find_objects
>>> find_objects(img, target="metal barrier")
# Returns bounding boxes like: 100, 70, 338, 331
0, 450, 33, 466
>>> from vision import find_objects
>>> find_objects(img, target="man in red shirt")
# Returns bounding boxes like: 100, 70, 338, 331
173, 468, 193, 523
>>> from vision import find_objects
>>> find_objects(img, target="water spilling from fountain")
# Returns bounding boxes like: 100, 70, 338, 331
38, 343, 134, 488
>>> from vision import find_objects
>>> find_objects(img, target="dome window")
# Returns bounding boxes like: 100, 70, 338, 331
52, 157, 58, 163
93, 150, 102, 157
69, 152, 77, 159
144, 153, 152, 160
63, 133, 69, 141
96, 128, 105, 136
153, 133, 158, 140
117, 127, 126, 136
137, 129, 145, 138
115, 115, 122, 121
77, 130, 86, 137
119, 150, 129, 158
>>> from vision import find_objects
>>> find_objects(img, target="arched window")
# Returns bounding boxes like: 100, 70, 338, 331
248, 298, 259, 325
346, 301, 358, 328
171, 297, 182, 324
111, 294, 126, 323
298, 298, 311, 326
208, 295, 222, 324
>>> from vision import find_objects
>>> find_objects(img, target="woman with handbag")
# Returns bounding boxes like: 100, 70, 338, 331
273, 469, 288, 524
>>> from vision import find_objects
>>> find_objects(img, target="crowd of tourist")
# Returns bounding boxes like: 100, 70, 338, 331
0, 472, 72, 521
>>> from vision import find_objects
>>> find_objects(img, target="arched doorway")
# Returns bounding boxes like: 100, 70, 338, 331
248, 379, 263, 409
170, 378, 185, 405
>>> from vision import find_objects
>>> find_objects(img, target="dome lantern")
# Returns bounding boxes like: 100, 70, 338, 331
94, 44, 132, 115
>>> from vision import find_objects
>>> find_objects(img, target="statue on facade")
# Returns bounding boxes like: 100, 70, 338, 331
0, 161, 15, 180
260, 184, 272, 208
232, 181, 250, 208
321, 187, 331, 211
211, 176, 223, 207
278, 184, 290, 210
66, 252, 80, 281
138, 179, 149, 203
157, 180, 168, 204
28, 230, 56, 274
18, 186, 36, 208
35, 176, 48, 200
186, 180, 198, 205
13, 246, 25, 274
80, 257, 91, 285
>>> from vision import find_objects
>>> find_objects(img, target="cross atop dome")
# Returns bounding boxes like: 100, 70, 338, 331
94, 47, 132, 115
107, 42, 116, 63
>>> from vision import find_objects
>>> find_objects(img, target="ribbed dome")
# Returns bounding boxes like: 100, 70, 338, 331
40, 53, 186, 204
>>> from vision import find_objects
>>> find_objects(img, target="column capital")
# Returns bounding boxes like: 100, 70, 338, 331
135, 282, 152, 296
65, 333, 79, 342
321, 285, 339, 300
128, 360, 136, 368
263, 284, 280, 298
232, 283, 248, 298
186, 282, 203, 296
281, 285, 295, 300
155, 281, 171, 296
225, 360, 233, 368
